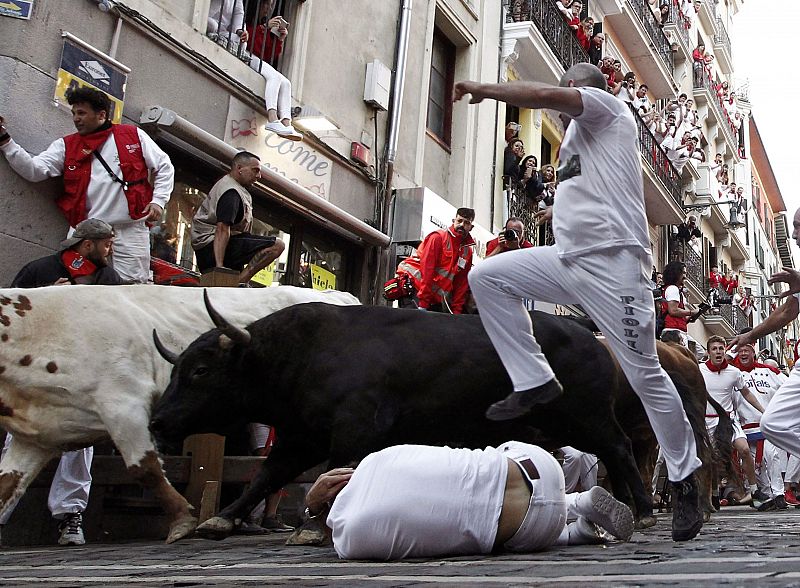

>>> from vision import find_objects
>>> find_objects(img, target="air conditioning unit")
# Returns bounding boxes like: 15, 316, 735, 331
364, 59, 391, 111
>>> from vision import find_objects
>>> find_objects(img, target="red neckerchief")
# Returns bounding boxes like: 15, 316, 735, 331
705, 359, 728, 373
731, 358, 781, 375
71, 122, 114, 165
61, 250, 97, 279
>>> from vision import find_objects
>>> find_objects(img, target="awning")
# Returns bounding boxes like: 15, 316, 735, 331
138, 106, 390, 247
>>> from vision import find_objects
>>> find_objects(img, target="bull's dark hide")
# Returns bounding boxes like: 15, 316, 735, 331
152, 304, 718, 534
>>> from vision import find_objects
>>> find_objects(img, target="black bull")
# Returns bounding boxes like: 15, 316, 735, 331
150, 301, 724, 539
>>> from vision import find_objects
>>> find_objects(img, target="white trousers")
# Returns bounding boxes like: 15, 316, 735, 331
749, 439, 784, 498
786, 454, 800, 484
761, 367, 800, 457
0, 434, 92, 523
469, 245, 701, 482
249, 56, 293, 121
560, 446, 598, 492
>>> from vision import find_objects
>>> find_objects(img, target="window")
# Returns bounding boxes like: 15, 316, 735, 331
427, 30, 456, 147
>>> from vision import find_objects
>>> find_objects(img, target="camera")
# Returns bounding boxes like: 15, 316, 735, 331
501, 229, 519, 241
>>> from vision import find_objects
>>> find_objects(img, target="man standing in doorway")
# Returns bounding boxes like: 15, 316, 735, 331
191, 151, 285, 285
454, 63, 703, 541
0, 87, 174, 283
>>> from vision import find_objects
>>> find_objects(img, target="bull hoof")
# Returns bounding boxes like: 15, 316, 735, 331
195, 516, 235, 540
165, 515, 198, 544
635, 515, 658, 529
285, 518, 329, 546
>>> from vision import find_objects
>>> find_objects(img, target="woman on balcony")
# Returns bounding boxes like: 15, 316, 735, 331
519, 155, 545, 202
246, 2, 302, 141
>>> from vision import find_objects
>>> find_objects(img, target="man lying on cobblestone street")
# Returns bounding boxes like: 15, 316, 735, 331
303, 442, 633, 560
452, 63, 703, 542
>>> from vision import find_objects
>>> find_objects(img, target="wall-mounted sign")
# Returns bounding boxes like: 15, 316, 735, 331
310, 263, 336, 291
0, 0, 33, 20
226, 97, 332, 200
55, 33, 129, 124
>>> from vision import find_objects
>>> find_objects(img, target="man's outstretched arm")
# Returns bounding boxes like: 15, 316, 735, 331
454, 81, 584, 117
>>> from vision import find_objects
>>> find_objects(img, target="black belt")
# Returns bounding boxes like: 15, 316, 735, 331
514, 458, 540, 493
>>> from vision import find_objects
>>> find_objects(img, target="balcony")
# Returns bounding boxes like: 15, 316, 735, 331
628, 104, 684, 225
669, 241, 706, 302
662, 0, 692, 63
505, 181, 554, 248
697, 0, 720, 35
503, 0, 589, 84
702, 297, 750, 338
775, 214, 795, 269
692, 66, 739, 157
687, 172, 749, 266
713, 18, 733, 74
604, 0, 675, 97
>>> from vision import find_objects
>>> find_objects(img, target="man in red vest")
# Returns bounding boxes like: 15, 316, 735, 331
0, 87, 174, 283
396, 207, 475, 314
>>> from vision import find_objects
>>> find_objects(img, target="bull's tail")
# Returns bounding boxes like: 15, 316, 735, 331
707, 394, 737, 488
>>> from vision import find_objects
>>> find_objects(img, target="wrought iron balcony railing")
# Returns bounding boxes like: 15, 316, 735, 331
682, 244, 703, 292
505, 179, 555, 248
504, 0, 590, 71
692, 65, 739, 143
627, 104, 682, 209
663, 0, 690, 50
627, 0, 674, 74
714, 17, 731, 57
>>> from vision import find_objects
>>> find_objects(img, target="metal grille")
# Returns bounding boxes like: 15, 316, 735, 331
627, 103, 682, 208
627, 0, 674, 74
504, 0, 590, 71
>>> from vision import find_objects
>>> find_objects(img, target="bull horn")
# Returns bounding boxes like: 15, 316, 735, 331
152, 329, 179, 365
203, 289, 251, 347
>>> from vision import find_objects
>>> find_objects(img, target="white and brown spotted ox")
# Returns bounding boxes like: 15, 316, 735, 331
0, 285, 359, 543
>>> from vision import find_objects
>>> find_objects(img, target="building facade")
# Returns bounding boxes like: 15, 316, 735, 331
0, 0, 502, 298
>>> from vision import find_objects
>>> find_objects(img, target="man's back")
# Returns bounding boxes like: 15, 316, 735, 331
11, 254, 123, 288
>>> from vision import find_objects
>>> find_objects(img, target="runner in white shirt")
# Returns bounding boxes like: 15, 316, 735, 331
733, 342, 788, 509
453, 63, 703, 542
729, 209, 800, 464
307, 442, 634, 560
700, 336, 765, 507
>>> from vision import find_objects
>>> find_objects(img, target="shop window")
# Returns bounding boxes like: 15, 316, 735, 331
427, 29, 456, 147
298, 233, 346, 291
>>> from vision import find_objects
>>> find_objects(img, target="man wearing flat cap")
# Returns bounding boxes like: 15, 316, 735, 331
11, 218, 124, 287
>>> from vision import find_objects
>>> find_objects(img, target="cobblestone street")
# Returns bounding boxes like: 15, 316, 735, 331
1, 506, 800, 586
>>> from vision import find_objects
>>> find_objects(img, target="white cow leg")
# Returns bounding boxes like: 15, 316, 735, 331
99, 404, 197, 543
0, 435, 58, 525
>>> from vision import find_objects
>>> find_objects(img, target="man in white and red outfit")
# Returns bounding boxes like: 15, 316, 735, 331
700, 336, 767, 508
0, 87, 173, 283
732, 340, 789, 509
396, 208, 475, 314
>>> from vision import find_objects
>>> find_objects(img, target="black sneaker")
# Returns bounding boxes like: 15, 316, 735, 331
485, 378, 564, 421
751, 489, 772, 510
670, 474, 703, 542
774, 495, 789, 510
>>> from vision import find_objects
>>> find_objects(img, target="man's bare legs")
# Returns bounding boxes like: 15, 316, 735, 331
239, 239, 285, 284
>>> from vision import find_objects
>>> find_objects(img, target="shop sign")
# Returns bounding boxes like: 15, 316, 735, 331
226, 97, 332, 200
0, 0, 33, 19
55, 33, 129, 124
310, 263, 336, 291
250, 262, 276, 287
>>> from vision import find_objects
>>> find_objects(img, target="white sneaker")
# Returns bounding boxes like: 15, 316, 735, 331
264, 121, 302, 142
57, 512, 85, 546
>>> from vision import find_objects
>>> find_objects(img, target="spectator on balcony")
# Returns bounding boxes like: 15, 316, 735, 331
609, 59, 624, 86
539, 164, 557, 207
576, 18, 594, 52
519, 155, 545, 202
723, 270, 739, 298
660, 111, 681, 152
735, 286, 754, 317
692, 43, 713, 86
716, 163, 729, 194
709, 265, 723, 306
503, 138, 525, 187
486, 217, 534, 258
207, 0, 248, 50
632, 84, 652, 116
667, 133, 697, 174
246, 2, 302, 141
505, 121, 522, 143
732, 111, 743, 131
588, 32, 605, 66
676, 215, 701, 244
614, 72, 637, 103
722, 182, 737, 202
556, 0, 583, 34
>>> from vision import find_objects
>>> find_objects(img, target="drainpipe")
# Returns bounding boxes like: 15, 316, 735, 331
374, 0, 412, 303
